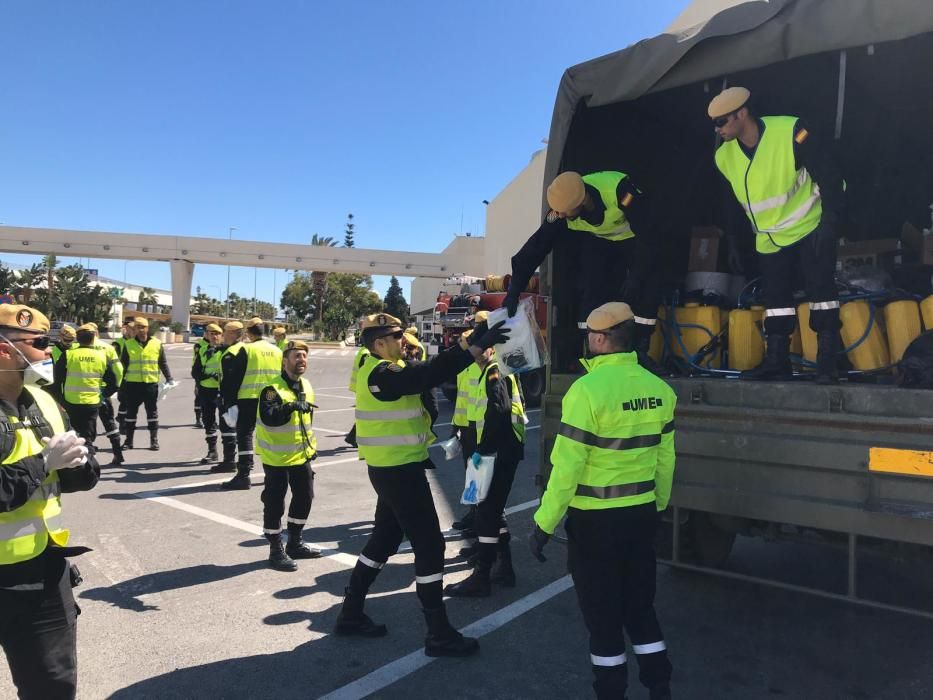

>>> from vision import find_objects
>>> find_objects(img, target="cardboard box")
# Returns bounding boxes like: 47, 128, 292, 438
836, 238, 902, 272
687, 227, 722, 273
901, 222, 933, 266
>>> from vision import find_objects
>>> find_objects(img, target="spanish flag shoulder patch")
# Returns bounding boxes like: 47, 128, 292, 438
794, 128, 809, 145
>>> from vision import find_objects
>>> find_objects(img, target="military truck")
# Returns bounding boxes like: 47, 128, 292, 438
537, 0, 933, 615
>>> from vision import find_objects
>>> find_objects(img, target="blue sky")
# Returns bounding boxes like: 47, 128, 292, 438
0, 0, 684, 305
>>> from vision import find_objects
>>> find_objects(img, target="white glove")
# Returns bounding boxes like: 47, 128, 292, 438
223, 405, 239, 426
158, 379, 180, 401
42, 431, 88, 471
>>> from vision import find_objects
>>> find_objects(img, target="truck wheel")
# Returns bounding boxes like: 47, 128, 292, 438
520, 370, 543, 408
441, 382, 458, 404
687, 512, 736, 568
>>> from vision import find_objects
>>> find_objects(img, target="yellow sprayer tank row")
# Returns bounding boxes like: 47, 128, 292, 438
648, 295, 933, 372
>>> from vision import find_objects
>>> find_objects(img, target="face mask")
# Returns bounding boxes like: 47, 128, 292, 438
0, 334, 54, 386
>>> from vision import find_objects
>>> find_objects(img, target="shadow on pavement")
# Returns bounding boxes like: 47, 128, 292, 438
80, 561, 268, 612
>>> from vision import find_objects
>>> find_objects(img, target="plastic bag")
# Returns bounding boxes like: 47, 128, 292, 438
460, 454, 495, 505
486, 297, 549, 377
439, 435, 462, 461
158, 379, 180, 401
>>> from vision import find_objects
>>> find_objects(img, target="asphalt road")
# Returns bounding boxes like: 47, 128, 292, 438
2, 347, 932, 699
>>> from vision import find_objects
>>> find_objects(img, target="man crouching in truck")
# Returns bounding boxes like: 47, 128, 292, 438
503, 170, 661, 371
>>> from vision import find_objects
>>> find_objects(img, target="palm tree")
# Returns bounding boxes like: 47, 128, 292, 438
310, 234, 338, 322
41, 255, 58, 298
14, 264, 45, 304
138, 286, 159, 308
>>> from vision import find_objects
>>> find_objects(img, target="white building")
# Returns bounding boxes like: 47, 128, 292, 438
409, 147, 547, 315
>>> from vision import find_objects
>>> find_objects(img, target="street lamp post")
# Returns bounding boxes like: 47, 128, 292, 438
225, 227, 237, 319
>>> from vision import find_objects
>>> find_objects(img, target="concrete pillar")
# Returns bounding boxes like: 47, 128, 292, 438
170, 259, 194, 330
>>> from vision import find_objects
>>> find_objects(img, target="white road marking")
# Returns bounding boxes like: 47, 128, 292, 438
314, 407, 355, 414
325, 350, 336, 356
340, 350, 350, 356
318, 575, 574, 700
314, 392, 356, 400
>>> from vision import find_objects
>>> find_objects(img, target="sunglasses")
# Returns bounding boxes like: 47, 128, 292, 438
9, 335, 51, 349
380, 330, 404, 340
712, 113, 735, 129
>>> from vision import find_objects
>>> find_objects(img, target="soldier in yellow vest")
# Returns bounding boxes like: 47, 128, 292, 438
53, 324, 120, 463
450, 315, 487, 535
191, 323, 224, 468
333, 312, 508, 658
445, 343, 526, 598
0, 305, 99, 699
191, 333, 208, 429
272, 326, 288, 353
113, 320, 135, 432
530, 303, 675, 700
87, 323, 125, 465
709, 87, 845, 383
119, 317, 174, 451
219, 318, 282, 490
256, 341, 322, 571
214, 321, 245, 473
343, 345, 370, 448
50, 324, 75, 365
504, 170, 661, 370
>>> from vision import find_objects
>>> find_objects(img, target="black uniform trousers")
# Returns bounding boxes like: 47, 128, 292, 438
261, 462, 314, 534
473, 451, 520, 564
458, 425, 477, 472
567, 503, 672, 698
122, 382, 159, 444
198, 386, 220, 451
759, 222, 840, 336
577, 234, 661, 325
235, 398, 258, 473
193, 384, 201, 423
63, 403, 99, 455
97, 396, 121, 445
0, 554, 78, 700
349, 463, 446, 610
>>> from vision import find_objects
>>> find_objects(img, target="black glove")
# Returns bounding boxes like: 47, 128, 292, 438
291, 400, 312, 413
528, 525, 550, 563
470, 320, 510, 350
504, 294, 519, 318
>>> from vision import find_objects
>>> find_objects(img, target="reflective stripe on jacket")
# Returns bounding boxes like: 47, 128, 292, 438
348, 347, 371, 393
255, 376, 317, 467
124, 337, 162, 383
238, 339, 283, 400
534, 352, 676, 535
0, 387, 69, 564
63, 346, 107, 405
715, 115, 822, 254
355, 355, 432, 467
452, 363, 482, 428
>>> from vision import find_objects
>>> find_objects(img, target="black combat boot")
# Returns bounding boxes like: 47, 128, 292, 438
149, 429, 160, 451
740, 335, 792, 381
593, 665, 629, 700
452, 506, 476, 532
194, 411, 203, 429
267, 534, 297, 572
815, 330, 840, 385
444, 560, 492, 598
422, 605, 479, 657
489, 541, 516, 587
220, 471, 251, 490
210, 461, 237, 473
109, 437, 125, 466
121, 426, 134, 451
200, 442, 219, 465
286, 524, 322, 559
334, 587, 387, 637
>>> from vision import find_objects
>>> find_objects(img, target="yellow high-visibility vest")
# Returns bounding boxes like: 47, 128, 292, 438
0, 387, 69, 564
